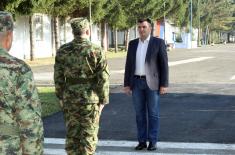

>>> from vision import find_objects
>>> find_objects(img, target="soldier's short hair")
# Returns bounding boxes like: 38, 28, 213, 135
0, 11, 14, 33
70, 17, 90, 36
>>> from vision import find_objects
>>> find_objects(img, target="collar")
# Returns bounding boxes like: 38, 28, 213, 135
0, 47, 6, 54
73, 37, 89, 42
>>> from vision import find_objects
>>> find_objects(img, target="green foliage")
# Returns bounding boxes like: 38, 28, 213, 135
38, 87, 61, 118
91, 0, 107, 22
71, 0, 107, 23
167, 0, 188, 27
104, 0, 129, 29
128, 0, 158, 18
0, 0, 34, 15
167, 0, 235, 33
1, 0, 234, 36
200, 0, 235, 31
32, 0, 78, 16
104, 0, 168, 30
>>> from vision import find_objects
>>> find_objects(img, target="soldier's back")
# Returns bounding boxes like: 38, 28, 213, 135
0, 47, 30, 119
0, 47, 43, 155
56, 38, 103, 104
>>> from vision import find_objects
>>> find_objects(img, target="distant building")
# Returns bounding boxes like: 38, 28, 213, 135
10, 14, 200, 60
10, 13, 100, 60
107, 19, 199, 50
153, 20, 198, 49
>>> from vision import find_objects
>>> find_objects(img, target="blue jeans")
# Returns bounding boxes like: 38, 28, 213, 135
132, 78, 160, 144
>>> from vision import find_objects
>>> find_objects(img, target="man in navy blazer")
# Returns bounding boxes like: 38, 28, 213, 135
124, 18, 169, 151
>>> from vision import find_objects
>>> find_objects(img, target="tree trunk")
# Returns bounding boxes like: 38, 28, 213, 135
111, 29, 114, 48
218, 31, 221, 43
106, 25, 109, 50
101, 21, 108, 52
135, 25, 138, 38
29, 15, 35, 61
63, 18, 66, 44
205, 25, 209, 45
124, 29, 130, 51
51, 17, 55, 56
53, 16, 60, 51
227, 33, 230, 43
208, 28, 211, 44
198, 28, 201, 46
114, 28, 118, 53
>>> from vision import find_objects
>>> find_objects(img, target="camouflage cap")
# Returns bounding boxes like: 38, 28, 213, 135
0, 11, 14, 32
70, 17, 90, 35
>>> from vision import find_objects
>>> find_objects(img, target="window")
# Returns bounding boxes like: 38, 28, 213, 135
175, 33, 183, 43
34, 15, 43, 41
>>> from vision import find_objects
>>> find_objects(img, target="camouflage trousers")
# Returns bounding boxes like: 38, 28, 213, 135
62, 101, 101, 155
0, 135, 22, 155
0, 135, 43, 155
0, 123, 43, 155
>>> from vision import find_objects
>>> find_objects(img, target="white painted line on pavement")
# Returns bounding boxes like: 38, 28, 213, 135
96, 152, 217, 155
99, 140, 235, 150
34, 72, 53, 80
230, 75, 235, 80
168, 57, 214, 66
110, 70, 125, 74
110, 57, 215, 74
44, 149, 218, 155
33, 57, 215, 81
44, 138, 235, 150
44, 148, 66, 155
45, 138, 65, 144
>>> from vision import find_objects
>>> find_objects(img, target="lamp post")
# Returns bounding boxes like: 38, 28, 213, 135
190, 0, 193, 48
89, 0, 92, 41
164, 0, 166, 42
198, 0, 201, 46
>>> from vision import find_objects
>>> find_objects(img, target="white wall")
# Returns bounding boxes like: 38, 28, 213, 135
10, 16, 30, 59
9, 14, 101, 60
34, 14, 53, 58
164, 22, 175, 44
91, 24, 101, 46
10, 14, 54, 59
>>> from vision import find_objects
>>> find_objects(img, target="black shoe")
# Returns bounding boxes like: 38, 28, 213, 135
135, 142, 147, 150
147, 142, 157, 151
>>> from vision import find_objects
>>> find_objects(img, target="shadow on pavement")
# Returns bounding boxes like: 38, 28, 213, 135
43, 92, 235, 143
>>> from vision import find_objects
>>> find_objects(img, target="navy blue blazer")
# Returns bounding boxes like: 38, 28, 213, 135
124, 36, 169, 90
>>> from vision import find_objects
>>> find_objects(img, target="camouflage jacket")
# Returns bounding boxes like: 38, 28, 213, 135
0, 47, 44, 154
54, 38, 109, 104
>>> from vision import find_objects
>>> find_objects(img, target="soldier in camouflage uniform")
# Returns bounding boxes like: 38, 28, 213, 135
0, 11, 44, 154
54, 17, 109, 155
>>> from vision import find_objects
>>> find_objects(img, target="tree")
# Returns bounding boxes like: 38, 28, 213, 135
103, 0, 128, 52
199, 0, 235, 44
70, 0, 108, 51
0, 0, 38, 60
167, 0, 235, 44
103, 0, 169, 52
32, 0, 79, 52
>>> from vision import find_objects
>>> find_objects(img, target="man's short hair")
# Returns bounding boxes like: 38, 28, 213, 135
137, 18, 152, 25
0, 11, 14, 33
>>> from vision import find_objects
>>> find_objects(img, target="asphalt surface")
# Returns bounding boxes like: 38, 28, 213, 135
34, 44, 235, 154
43, 84, 235, 143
